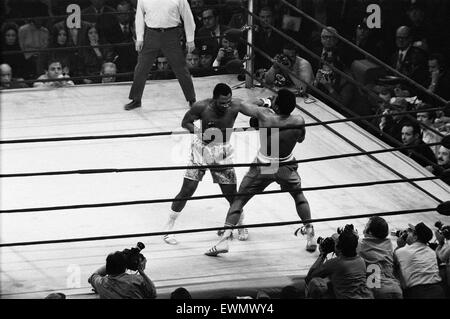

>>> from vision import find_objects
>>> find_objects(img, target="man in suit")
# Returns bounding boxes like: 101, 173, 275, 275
390, 26, 428, 87
125, 0, 197, 110
195, 8, 229, 60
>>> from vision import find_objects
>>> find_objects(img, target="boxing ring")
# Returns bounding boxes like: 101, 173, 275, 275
1, 74, 449, 298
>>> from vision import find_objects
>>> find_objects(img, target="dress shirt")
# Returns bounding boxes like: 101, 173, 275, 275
135, 0, 195, 42
395, 242, 442, 288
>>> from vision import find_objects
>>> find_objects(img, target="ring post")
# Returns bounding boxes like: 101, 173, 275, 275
245, 0, 254, 88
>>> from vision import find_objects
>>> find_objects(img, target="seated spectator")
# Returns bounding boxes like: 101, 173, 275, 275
434, 222, 450, 296
348, 18, 384, 64
358, 216, 403, 299
151, 55, 175, 80
186, 49, 200, 69
432, 145, 450, 185
88, 251, 157, 299
190, 0, 205, 30
0, 63, 28, 90
170, 287, 192, 299
212, 37, 240, 68
404, 4, 434, 53
50, 25, 76, 79
195, 8, 229, 59
253, 6, 284, 70
312, 57, 358, 114
100, 62, 117, 83
79, 25, 115, 84
427, 53, 450, 103
265, 42, 314, 93
33, 59, 75, 88
1, 22, 27, 79
400, 121, 437, 169
198, 44, 215, 73
394, 222, 445, 299
378, 97, 410, 146
416, 104, 442, 156
390, 26, 428, 87
312, 26, 350, 73
18, 18, 50, 78
305, 226, 374, 299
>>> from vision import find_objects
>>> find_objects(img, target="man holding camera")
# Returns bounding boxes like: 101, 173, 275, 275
394, 222, 445, 299
264, 42, 314, 94
88, 251, 157, 299
305, 225, 373, 299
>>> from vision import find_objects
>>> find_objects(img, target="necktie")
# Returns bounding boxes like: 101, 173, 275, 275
396, 51, 403, 70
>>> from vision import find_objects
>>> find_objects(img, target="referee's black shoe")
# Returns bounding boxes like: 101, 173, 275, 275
124, 100, 141, 110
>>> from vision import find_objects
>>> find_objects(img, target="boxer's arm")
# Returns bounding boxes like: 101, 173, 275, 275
182, 103, 205, 134
238, 100, 261, 118
296, 117, 306, 143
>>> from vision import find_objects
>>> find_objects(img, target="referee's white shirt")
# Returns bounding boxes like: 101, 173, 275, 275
135, 0, 196, 42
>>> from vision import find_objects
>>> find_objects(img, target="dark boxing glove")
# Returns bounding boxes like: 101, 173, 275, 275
249, 117, 259, 129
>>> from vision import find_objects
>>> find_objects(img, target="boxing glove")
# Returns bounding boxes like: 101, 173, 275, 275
249, 117, 259, 129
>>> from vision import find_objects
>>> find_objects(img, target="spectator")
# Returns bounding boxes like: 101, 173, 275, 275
432, 145, 450, 185
102, 0, 137, 79
226, 0, 247, 29
434, 222, 450, 296
358, 216, 403, 299
151, 55, 176, 80
400, 121, 437, 169
390, 26, 428, 87
427, 53, 450, 103
79, 25, 115, 84
312, 56, 359, 114
348, 18, 384, 64
212, 37, 240, 68
378, 97, 410, 146
305, 226, 374, 299
17, 18, 50, 78
190, 0, 205, 30
313, 26, 349, 72
49, 25, 76, 79
33, 59, 74, 88
0, 63, 28, 90
416, 104, 442, 156
394, 222, 445, 299
253, 6, 284, 70
265, 42, 314, 93
198, 43, 215, 70
100, 62, 117, 83
186, 49, 200, 69
1, 22, 27, 79
195, 8, 230, 59
88, 251, 157, 299
404, 4, 434, 52
170, 287, 192, 299
82, 0, 115, 25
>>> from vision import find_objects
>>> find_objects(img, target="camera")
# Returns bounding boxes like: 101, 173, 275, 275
224, 47, 235, 59
121, 242, 145, 271
317, 236, 335, 255
317, 68, 334, 82
337, 224, 355, 235
435, 221, 450, 239
391, 229, 409, 241
274, 54, 292, 68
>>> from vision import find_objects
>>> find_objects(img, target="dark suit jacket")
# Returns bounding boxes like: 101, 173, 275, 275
253, 30, 285, 70
195, 25, 230, 58
390, 46, 428, 86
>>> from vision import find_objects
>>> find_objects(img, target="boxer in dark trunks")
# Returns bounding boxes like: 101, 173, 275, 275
205, 88, 317, 256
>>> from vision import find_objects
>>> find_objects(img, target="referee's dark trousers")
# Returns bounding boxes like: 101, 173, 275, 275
129, 26, 196, 103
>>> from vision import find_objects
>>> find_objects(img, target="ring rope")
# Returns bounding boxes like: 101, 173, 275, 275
0, 176, 439, 214
278, 0, 449, 106
0, 206, 438, 248
0, 106, 445, 145
0, 142, 442, 179
243, 36, 444, 180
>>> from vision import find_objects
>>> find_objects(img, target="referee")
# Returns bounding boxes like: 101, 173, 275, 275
125, 0, 197, 110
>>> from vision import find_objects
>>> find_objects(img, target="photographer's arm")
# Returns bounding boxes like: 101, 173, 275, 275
305, 253, 329, 284
264, 65, 278, 85
137, 258, 157, 299
88, 265, 107, 284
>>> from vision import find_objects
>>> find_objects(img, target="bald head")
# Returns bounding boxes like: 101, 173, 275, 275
0, 64, 12, 85
396, 26, 412, 50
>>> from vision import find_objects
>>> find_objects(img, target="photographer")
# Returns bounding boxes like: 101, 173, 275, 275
264, 42, 314, 94
434, 222, 450, 295
305, 226, 373, 299
394, 222, 445, 299
358, 216, 403, 299
212, 37, 240, 68
88, 250, 157, 299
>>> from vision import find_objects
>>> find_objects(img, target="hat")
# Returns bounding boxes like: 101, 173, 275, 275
408, 222, 433, 243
